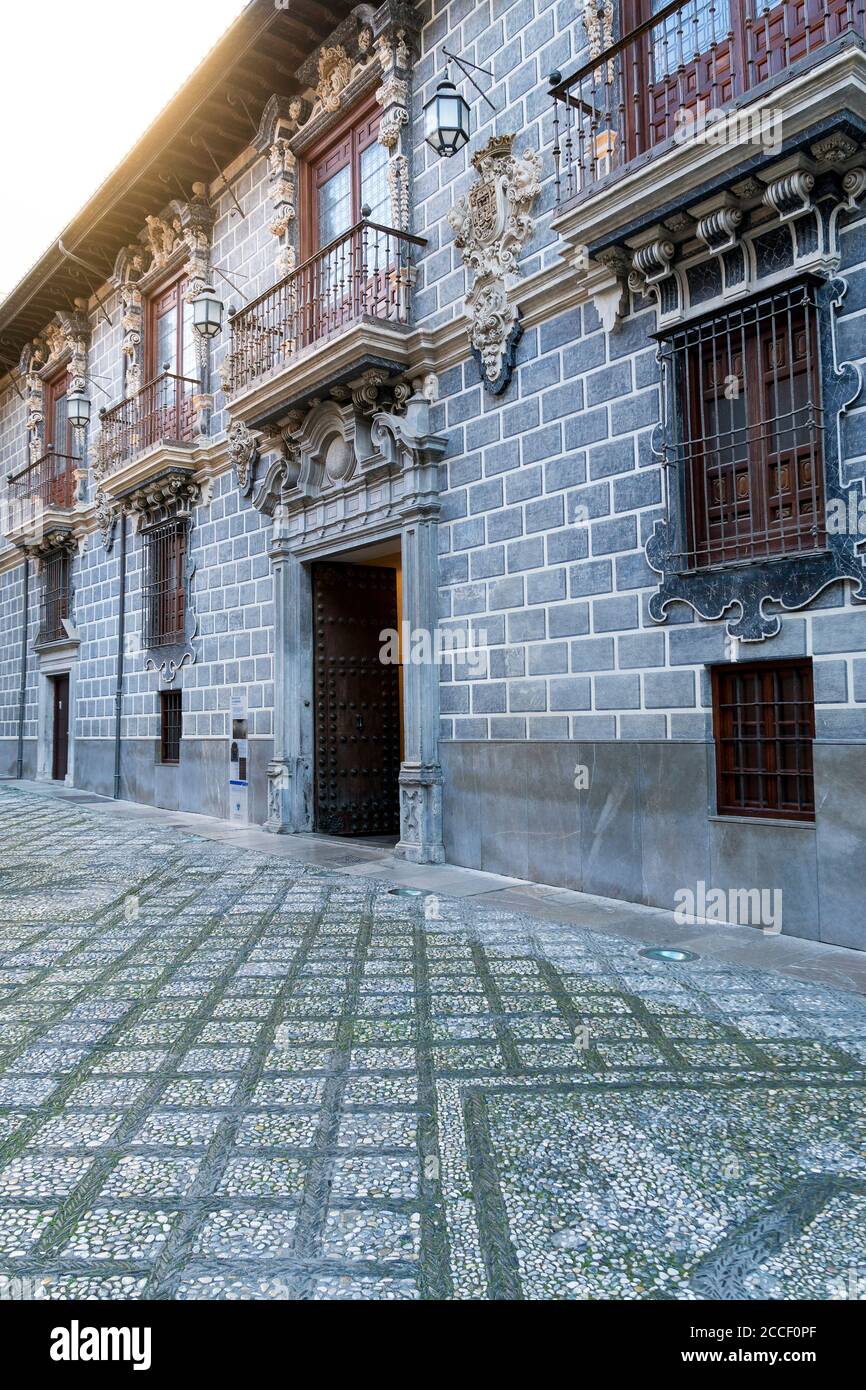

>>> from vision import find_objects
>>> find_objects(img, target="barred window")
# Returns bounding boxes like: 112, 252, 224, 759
40, 549, 70, 643
712, 660, 815, 821
661, 284, 824, 571
143, 520, 187, 648
159, 690, 182, 765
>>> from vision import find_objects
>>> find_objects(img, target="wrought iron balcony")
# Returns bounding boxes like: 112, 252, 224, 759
225, 218, 425, 396
550, 0, 865, 209
98, 370, 199, 478
7, 449, 79, 510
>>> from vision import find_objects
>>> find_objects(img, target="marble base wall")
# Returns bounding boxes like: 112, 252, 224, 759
0, 738, 36, 780
73, 737, 273, 826
441, 740, 861, 952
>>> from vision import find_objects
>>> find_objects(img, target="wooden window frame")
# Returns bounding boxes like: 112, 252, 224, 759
159, 689, 183, 765
300, 95, 383, 260
43, 367, 78, 459
40, 549, 71, 644
145, 269, 194, 383
143, 519, 188, 649
667, 284, 825, 571
711, 657, 816, 821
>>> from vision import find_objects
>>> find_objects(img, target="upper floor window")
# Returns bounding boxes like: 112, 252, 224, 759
309, 102, 389, 254
661, 283, 824, 571
40, 549, 70, 643
712, 658, 815, 820
44, 369, 81, 460
143, 518, 188, 648
551, 0, 860, 200
147, 273, 197, 383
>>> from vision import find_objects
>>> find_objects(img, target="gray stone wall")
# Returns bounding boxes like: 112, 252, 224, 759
409, 0, 866, 744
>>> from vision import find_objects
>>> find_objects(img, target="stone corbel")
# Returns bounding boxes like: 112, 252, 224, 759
627, 229, 680, 319
589, 248, 630, 332
689, 193, 746, 296
629, 234, 676, 286
448, 134, 543, 394
692, 197, 743, 257
94, 487, 118, 553
124, 468, 202, 531
760, 155, 817, 223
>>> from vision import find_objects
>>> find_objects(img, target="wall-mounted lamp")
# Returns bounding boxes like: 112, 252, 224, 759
424, 48, 496, 158
66, 390, 92, 429
191, 283, 224, 338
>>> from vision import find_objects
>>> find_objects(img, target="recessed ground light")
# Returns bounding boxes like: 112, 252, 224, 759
639, 946, 700, 963
388, 886, 428, 898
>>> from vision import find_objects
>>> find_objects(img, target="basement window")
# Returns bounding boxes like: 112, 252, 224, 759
159, 690, 182, 765
711, 659, 815, 821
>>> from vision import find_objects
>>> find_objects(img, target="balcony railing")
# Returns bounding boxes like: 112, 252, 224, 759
551, 0, 865, 207
99, 370, 198, 476
7, 450, 78, 509
226, 218, 425, 395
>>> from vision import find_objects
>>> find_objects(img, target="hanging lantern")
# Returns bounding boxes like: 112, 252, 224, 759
191, 284, 224, 338
66, 390, 92, 429
423, 78, 471, 158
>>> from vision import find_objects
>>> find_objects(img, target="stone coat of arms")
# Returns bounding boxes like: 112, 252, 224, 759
447, 134, 543, 393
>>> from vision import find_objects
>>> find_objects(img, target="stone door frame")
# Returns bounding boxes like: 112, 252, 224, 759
254, 388, 447, 863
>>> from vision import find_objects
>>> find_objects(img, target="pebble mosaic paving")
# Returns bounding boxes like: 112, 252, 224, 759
0, 783, 865, 1300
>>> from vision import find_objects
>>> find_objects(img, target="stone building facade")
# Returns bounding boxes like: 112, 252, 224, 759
2, 0, 866, 948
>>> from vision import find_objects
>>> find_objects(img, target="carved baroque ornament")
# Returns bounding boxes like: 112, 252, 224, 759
448, 135, 543, 393
253, 5, 417, 275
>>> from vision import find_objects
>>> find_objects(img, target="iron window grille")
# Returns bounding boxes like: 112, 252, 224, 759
660, 283, 825, 572
711, 659, 815, 821
143, 519, 188, 649
159, 690, 183, 765
40, 550, 70, 643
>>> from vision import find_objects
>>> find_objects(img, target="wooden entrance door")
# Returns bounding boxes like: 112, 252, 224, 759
52, 673, 70, 782
312, 561, 401, 837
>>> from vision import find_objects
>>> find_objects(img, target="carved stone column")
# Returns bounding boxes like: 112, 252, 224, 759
266, 510, 313, 834
21, 341, 46, 464
371, 389, 448, 864
397, 512, 445, 863
374, 14, 414, 231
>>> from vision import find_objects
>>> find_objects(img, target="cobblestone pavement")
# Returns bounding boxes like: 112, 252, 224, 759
0, 784, 865, 1301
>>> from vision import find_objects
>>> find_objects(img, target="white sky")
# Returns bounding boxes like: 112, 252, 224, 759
0, 0, 248, 299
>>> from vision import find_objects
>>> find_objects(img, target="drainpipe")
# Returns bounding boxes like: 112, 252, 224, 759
113, 512, 127, 799
15, 555, 30, 780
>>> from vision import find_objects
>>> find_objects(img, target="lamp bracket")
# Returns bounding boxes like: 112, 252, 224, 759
442, 48, 497, 111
